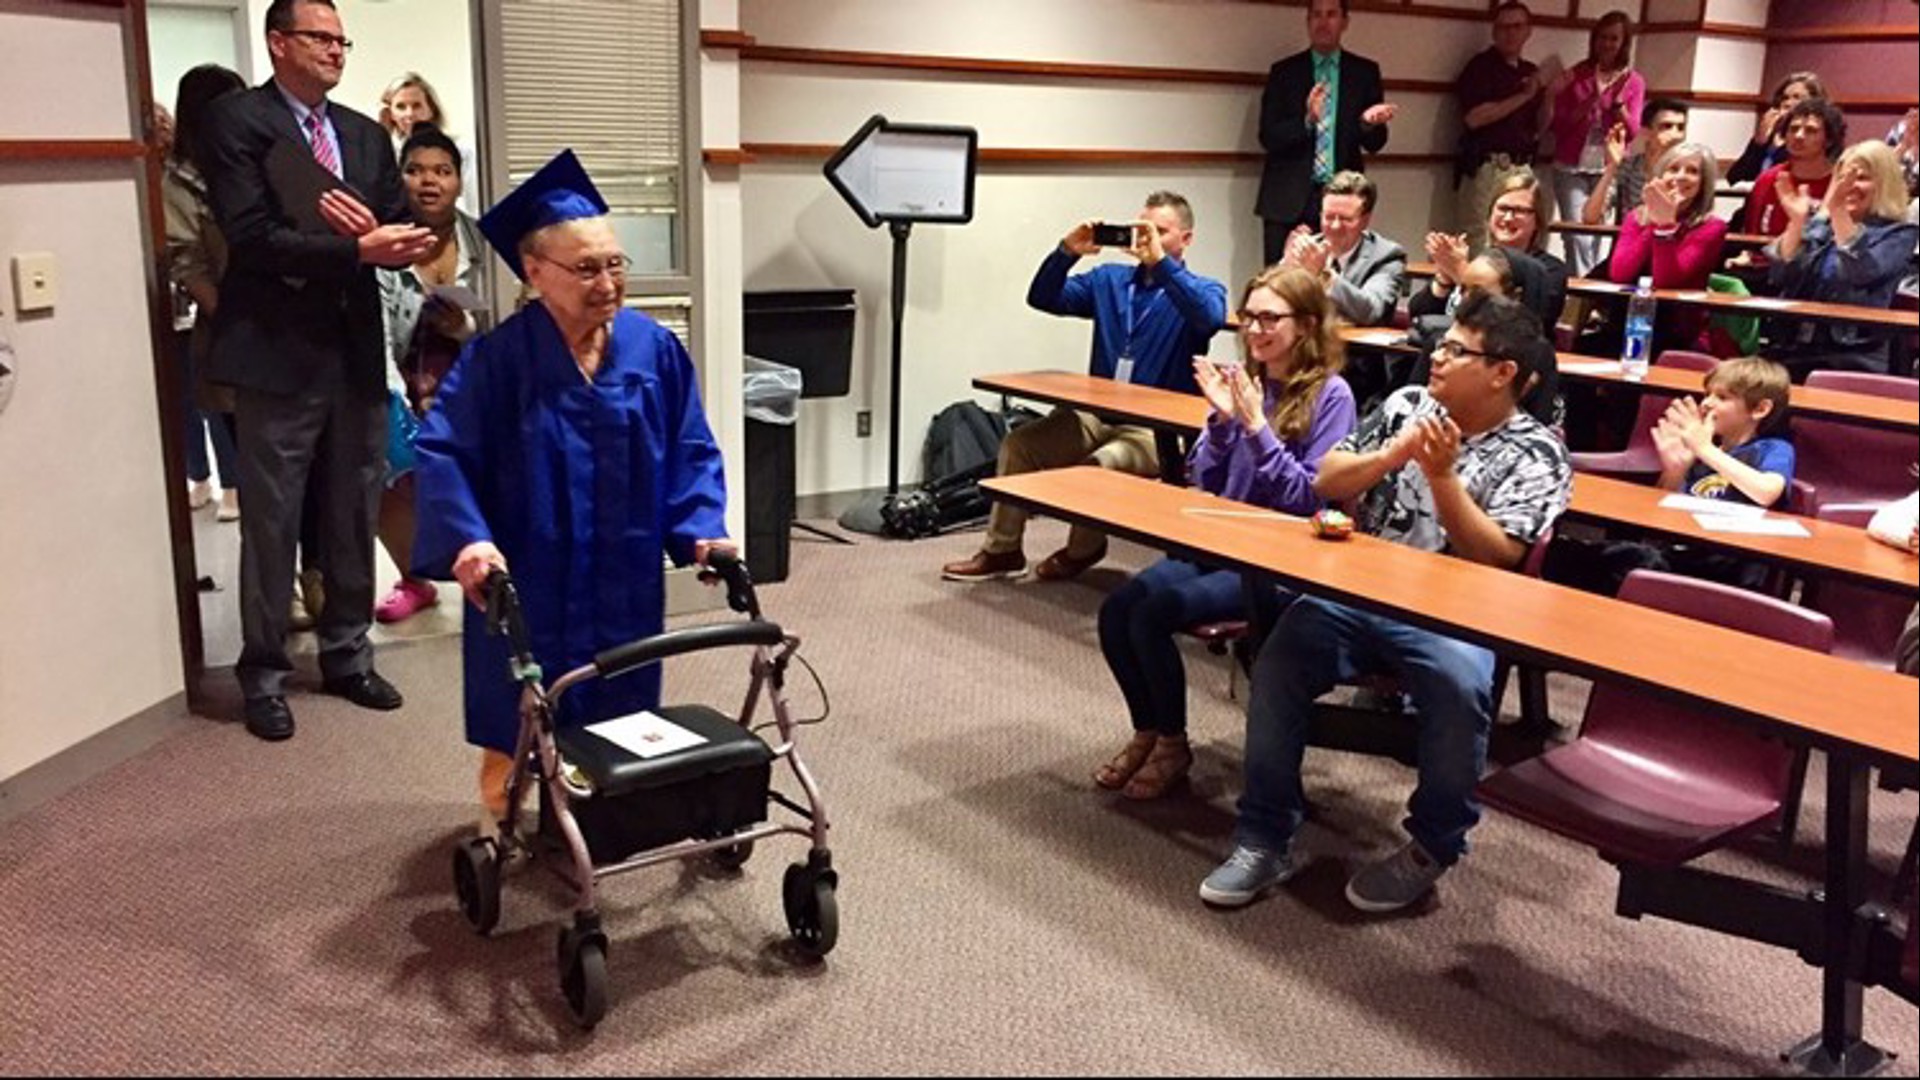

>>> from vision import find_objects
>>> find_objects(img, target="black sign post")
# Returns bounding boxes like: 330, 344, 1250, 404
824, 115, 978, 495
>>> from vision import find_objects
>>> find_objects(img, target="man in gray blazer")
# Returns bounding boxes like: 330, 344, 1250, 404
1278, 170, 1406, 327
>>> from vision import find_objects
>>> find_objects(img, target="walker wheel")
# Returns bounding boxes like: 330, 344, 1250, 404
710, 832, 755, 871
557, 928, 608, 1029
453, 837, 501, 935
782, 863, 839, 958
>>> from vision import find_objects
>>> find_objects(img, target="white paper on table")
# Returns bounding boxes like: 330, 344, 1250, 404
1658, 493, 1768, 519
1671, 290, 1711, 301
1734, 297, 1798, 310
1693, 513, 1812, 538
1559, 360, 1623, 375
430, 283, 486, 310
1348, 329, 1405, 346
585, 710, 709, 759
1181, 507, 1302, 522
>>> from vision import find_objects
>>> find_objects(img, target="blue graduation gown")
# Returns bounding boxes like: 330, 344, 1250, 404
412, 304, 728, 753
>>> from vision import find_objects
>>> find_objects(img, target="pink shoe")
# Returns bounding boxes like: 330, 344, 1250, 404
375, 579, 439, 623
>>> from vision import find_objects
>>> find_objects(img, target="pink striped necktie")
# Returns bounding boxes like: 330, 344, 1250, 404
305, 108, 340, 178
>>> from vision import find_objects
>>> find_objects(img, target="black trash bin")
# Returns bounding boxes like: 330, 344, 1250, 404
743, 289, 855, 400
743, 357, 803, 584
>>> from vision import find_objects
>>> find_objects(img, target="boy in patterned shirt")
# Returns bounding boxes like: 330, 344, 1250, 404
1202, 290, 1572, 915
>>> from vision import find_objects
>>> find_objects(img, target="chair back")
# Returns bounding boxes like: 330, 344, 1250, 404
1806, 371, 1920, 402
1792, 372, 1920, 507
1800, 503, 1912, 668
1611, 351, 1721, 462
1579, 570, 1834, 803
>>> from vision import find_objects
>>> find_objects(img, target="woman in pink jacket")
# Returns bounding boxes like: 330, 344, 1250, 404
1549, 11, 1645, 276
1608, 141, 1728, 354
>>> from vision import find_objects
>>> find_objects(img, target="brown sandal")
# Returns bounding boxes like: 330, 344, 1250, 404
1094, 732, 1158, 790
1122, 736, 1193, 800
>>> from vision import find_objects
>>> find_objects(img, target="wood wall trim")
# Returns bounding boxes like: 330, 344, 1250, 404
729, 143, 1455, 167
702, 148, 757, 165
1649, 90, 1920, 112
700, 29, 756, 50
0, 140, 147, 161
740, 44, 1460, 97
1768, 24, 1919, 45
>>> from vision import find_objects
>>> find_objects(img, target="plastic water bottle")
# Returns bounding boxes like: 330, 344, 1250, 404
1620, 276, 1656, 381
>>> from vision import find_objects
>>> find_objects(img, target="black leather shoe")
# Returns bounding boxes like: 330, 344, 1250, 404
322, 670, 404, 711
244, 696, 295, 741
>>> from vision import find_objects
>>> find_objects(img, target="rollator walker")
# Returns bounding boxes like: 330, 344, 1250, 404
451, 551, 838, 1028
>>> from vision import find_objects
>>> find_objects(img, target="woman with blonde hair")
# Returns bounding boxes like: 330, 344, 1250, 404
1094, 266, 1356, 800
1768, 140, 1919, 376
379, 72, 448, 152
1548, 10, 1644, 275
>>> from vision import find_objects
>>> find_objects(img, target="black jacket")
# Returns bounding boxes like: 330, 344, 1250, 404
1256, 49, 1387, 224
198, 81, 407, 402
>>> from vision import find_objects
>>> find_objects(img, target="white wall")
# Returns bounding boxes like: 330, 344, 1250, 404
733, 0, 1643, 497
0, 6, 182, 783
235, 0, 477, 155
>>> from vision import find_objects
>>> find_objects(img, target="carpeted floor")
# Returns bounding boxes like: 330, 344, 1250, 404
2, 518, 1914, 1075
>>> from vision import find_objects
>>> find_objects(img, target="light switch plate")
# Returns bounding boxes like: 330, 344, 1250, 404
12, 252, 57, 313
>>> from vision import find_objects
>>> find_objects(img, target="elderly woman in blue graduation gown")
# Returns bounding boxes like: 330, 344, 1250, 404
412, 151, 731, 820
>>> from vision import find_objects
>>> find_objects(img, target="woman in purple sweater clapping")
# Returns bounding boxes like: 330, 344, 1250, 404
1094, 266, 1356, 800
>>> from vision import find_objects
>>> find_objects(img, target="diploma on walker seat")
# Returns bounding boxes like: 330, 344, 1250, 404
584, 710, 710, 760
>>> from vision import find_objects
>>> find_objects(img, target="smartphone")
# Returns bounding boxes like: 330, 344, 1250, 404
1092, 222, 1137, 248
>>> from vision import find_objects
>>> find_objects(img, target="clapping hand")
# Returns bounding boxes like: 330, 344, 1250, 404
1823, 177, 1858, 240
1193, 356, 1238, 418
1223, 363, 1268, 432
1900, 108, 1919, 157
1410, 415, 1462, 479
1361, 102, 1398, 127
1604, 122, 1630, 170
1756, 105, 1784, 144
1426, 231, 1470, 283
1774, 170, 1814, 223
1307, 82, 1330, 124
1287, 230, 1331, 275
1660, 397, 1714, 456
1641, 176, 1681, 226
318, 188, 378, 238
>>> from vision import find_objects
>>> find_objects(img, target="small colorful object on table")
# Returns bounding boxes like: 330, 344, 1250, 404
1309, 508, 1354, 540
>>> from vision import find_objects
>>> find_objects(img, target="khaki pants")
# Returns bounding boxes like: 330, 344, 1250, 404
983, 406, 1159, 558
1458, 155, 1530, 252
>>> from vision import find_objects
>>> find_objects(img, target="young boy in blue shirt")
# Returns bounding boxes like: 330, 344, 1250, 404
1653, 356, 1795, 509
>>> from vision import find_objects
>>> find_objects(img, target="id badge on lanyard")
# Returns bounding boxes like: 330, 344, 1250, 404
1115, 355, 1136, 384
1116, 279, 1147, 384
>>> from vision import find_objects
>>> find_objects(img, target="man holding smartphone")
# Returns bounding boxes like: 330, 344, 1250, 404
941, 191, 1228, 584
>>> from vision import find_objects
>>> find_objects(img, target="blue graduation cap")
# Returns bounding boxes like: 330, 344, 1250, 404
478, 149, 610, 280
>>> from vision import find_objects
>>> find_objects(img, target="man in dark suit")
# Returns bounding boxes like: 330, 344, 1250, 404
199, 0, 435, 741
1257, 0, 1396, 265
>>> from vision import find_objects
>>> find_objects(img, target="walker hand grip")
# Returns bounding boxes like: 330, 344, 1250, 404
593, 621, 786, 680
698, 548, 761, 619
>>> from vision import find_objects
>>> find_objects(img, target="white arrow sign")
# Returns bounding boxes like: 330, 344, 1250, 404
824, 115, 978, 229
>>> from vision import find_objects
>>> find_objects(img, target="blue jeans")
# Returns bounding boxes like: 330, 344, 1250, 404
1098, 557, 1248, 736
1232, 596, 1495, 865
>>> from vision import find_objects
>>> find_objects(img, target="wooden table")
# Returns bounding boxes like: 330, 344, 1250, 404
1565, 473, 1920, 596
972, 370, 1206, 484
1403, 262, 1920, 331
1335, 329, 1920, 434
984, 464, 1918, 1071
974, 369, 1916, 594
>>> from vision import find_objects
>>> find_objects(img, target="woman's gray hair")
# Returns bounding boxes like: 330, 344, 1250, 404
1651, 142, 1720, 228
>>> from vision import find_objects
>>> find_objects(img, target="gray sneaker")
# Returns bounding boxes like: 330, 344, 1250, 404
1345, 840, 1447, 913
1199, 845, 1298, 908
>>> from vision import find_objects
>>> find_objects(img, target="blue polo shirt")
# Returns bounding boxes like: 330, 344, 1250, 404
1025, 246, 1228, 396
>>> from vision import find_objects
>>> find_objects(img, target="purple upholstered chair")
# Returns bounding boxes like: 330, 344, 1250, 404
1569, 350, 1719, 482
1476, 569, 1835, 865
1792, 372, 1920, 509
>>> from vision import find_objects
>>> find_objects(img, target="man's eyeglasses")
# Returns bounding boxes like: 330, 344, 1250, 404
531, 252, 630, 283
1431, 339, 1511, 366
281, 28, 353, 52
1490, 203, 1537, 219
1238, 310, 1302, 332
